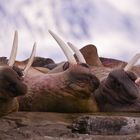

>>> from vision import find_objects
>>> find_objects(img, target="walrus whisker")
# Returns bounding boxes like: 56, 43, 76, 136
67, 42, 86, 63
23, 42, 36, 76
124, 53, 140, 71
48, 30, 77, 64
8, 31, 18, 66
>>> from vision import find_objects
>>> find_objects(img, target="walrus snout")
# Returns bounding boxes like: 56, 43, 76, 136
0, 67, 27, 99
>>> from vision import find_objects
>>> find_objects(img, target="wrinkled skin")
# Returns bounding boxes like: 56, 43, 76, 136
0, 65, 27, 116
94, 68, 140, 112
80, 44, 140, 112
18, 63, 100, 113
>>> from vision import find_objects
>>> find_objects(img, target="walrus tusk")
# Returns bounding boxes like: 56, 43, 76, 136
67, 42, 86, 63
8, 31, 18, 66
23, 42, 36, 76
135, 78, 140, 86
124, 53, 140, 71
48, 30, 77, 64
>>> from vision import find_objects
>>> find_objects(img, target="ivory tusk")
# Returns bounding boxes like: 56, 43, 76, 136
124, 53, 140, 71
23, 42, 36, 76
135, 78, 140, 86
48, 30, 77, 64
67, 42, 86, 63
8, 31, 18, 66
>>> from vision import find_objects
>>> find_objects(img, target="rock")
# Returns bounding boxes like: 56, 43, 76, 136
71, 115, 140, 135
0, 112, 140, 140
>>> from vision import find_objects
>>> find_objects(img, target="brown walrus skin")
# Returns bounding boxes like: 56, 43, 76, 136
0, 65, 27, 116
80, 44, 140, 112
94, 69, 140, 112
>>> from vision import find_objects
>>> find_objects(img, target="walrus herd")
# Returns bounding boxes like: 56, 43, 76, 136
0, 30, 140, 116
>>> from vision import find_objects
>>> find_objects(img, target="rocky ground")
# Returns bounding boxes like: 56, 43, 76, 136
0, 112, 140, 140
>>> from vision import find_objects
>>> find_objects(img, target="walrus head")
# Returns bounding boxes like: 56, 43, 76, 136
62, 62, 100, 99
94, 54, 140, 112
23, 30, 100, 113
0, 66, 27, 100
0, 31, 36, 101
48, 31, 100, 95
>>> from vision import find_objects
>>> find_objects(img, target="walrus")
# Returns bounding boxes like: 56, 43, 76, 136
0, 31, 35, 116
94, 55, 140, 112
17, 30, 100, 113
0, 31, 100, 115
78, 44, 140, 112
18, 31, 140, 113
